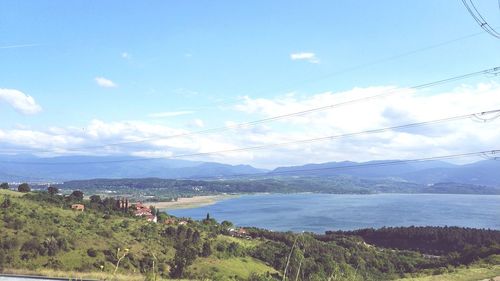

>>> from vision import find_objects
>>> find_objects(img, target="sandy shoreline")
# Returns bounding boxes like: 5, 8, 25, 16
150, 194, 237, 210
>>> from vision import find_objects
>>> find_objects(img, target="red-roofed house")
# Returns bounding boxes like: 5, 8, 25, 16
133, 202, 157, 223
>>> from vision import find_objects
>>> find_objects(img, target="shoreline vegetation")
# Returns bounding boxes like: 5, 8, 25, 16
150, 194, 238, 210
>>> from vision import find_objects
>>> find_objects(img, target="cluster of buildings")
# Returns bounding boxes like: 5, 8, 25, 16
164, 217, 188, 225
70, 200, 254, 241
228, 227, 250, 239
133, 202, 157, 223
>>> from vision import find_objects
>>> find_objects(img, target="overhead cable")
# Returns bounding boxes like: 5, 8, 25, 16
3, 109, 500, 165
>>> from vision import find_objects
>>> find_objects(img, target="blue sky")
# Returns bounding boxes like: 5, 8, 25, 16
1, 1, 500, 167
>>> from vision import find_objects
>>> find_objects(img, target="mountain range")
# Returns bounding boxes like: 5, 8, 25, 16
0, 155, 265, 182
0, 154, 499, 187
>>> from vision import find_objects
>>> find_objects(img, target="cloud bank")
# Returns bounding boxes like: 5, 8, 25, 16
1, 83, 499, 168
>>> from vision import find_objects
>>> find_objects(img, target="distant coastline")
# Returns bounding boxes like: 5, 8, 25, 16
150, 194, 237, 210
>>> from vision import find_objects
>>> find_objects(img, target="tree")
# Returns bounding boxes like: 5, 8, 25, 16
192, 230, 201, 243
221, 220, 233, 228
43, 236, 59, 256
1, 196, 11, 209
0, 182, 9, 189
18, 183, 30, 193
47, 186, 59, 196
206, 213, 210, 220
169, 242, 197, 278
69, 190, 84, 201
90, 195, 101, 204
201, 241, 212, 257
87, 248, 97, 257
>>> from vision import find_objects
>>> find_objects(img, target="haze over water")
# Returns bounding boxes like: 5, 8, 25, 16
169, 193, 500, 233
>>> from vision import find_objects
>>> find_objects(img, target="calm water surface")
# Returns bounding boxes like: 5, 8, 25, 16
168, 193, 500, 233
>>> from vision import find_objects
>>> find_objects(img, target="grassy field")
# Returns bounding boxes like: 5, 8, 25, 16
2, 268, 148, 281
187, 257, 277, 280
398, 265, 500, 281
0, 189, 25, 197
216, 235, 262, 249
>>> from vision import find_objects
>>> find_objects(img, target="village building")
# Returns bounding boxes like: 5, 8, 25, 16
228, 227, 250, 239
145, 214, 157, 223
132, 202, 157, 223
164, 218, 177, 225
71, 204, 85, 211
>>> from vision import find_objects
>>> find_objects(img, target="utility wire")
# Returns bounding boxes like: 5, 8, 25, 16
4, 109, 500, 165
4, 66, 499, 155
202, 150, 500, 180
462, 0, 500, 39
264, 150, 500, 176
181, 150, 500, 180
123, 28, 492, 114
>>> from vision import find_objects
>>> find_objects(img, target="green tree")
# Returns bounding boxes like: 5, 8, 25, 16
89, 195, 102, 204
1, 196, 11, 209
17, 183, 30, 193
87, 248, 97, 257
149, 205, 156, 216
0, 182, 9, 189
47, 186, 59, 196
192, 230, 201, 243
69, 190, 84, 201
43, 236, 60, 256
169, 242, 198, 278
221, 220, 233, 228
201, 241, 212, 257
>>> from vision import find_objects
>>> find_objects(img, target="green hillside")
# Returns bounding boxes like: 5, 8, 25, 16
397, 255, 500, 281
1, 188, 499, 281
0, 189, 276, 280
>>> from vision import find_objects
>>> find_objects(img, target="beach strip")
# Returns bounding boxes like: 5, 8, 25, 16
150, 194, 236, 210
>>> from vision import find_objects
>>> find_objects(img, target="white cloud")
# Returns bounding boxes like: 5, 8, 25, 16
290, 52, 320, 63
1, 83, 500, 169
230, 82, 500, 167
148, 111, 194, 118
121, 52, 130, 59
95, 77, 117, 88
0, 88, 42, 115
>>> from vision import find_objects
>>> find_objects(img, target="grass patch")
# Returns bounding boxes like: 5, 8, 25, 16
397, 265, 500, 281
2, 267, 146, 281
0, 189, 25, 197
216, 235, 262, 248
187, 257, 277, 279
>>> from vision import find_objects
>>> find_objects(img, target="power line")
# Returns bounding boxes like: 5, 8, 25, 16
462, 0, 500, 39
103, 28, 493, 116
4, 66, 499, 155
275, 31, 492, 93
263, 150, 500, 176
4, 108, 500, 165
185, 149, 500, 180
